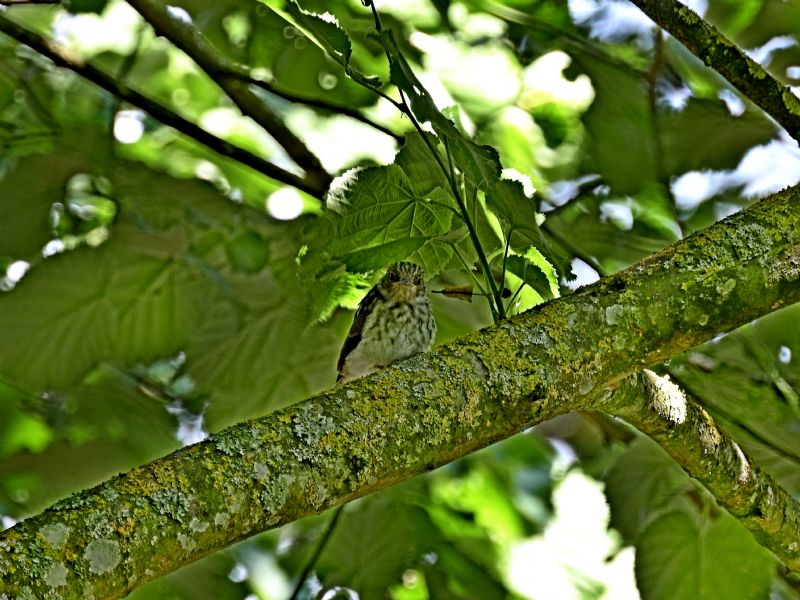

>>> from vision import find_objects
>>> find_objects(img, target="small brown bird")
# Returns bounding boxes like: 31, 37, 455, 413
337, 262, 436, 382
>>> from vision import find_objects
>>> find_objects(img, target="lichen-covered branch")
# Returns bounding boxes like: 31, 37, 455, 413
0, 14, 325, 198
2, 185, 800, 597
627, 0, 800, 142
125, 0, 332, 192
603, 370, 800, 571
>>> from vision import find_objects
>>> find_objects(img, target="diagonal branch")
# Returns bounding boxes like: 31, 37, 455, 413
0, 14, 326, 198
125, 0, 331, 191
2, 183, 800, 597
627, 0, 800, 142
604, 370, 800, 570
235, 73, 404, 143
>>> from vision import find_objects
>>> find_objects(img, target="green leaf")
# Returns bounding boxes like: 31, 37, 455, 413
448, 138, 502, 192
603, 436, 692, 541
394, 132, 451, 198
636, 510, 774, 600
283, 1, 381, 87
505, 252, 556, 304
0, 228, 207, 392
312, 165, 454, 275
317, 497, 439, 599
661, 97, 776, 176
341, 237, 428, 272
485, 179, 542, 246
285, 1, 350, 60
225, 229, 270, 273
571, 49, 657, 194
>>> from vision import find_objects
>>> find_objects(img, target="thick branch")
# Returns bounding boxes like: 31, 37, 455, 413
604, 370, 800, 571
2, 186, 800, 597
125, 0, 332, 191
628, 0, 800, 142
0, 15, 325, 198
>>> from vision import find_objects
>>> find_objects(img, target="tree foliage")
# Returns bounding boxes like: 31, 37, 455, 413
0, 0, 799, 598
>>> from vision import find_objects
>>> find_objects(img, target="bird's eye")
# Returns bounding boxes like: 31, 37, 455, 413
414, 275, 423, 285
388, 271, 400, 282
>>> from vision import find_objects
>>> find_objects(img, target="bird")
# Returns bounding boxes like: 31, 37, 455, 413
337, 261, 437, 382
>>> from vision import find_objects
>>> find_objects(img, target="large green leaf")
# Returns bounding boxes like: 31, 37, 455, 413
316, 497, 438, 598
636, 510, 774, 600
603, 436, 693, 541
484, 178, 542, 245
394, 132, 451, 198
661, 97, 776, 176
312, 164, 454, 274
570, 49, 657, 194
0, 228, 206, 391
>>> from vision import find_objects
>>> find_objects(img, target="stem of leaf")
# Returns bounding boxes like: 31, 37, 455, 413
288, 505, 344, 600
441, 136, 506, 321
364, 0, 383, 32
500, 228, 513, 292
505, 282, 525, 314
449, 243, 490, 298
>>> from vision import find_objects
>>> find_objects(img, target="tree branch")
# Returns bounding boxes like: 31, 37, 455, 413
604, 370, 800, 571
233, 73, 404, 143
627, 0, 800, 142
2, 183, 800, 597
0, 14, 326, 198
125, 0, 332, 191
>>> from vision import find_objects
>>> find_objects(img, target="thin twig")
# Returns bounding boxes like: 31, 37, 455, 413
126, 0, 331, 190
236, 74, 403, 142
0, 14, 325, 198
288, 505, 344, 600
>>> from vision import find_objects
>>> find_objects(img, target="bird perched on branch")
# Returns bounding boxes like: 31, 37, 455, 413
337, 262, 436, 382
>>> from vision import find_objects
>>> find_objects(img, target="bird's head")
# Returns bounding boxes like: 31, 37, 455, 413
380, 261, 426, 303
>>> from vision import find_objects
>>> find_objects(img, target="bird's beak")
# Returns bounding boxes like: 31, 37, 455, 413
394, 283, 416, 302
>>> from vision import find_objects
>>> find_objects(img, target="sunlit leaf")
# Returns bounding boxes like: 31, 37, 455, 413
505, 251, 556, 304
282, 1, 381, 87
309, 165, 454, 276
484, 178, 542, 246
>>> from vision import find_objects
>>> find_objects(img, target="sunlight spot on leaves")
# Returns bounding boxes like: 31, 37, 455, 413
267, 188, 304, 221
113, 110, 145, 145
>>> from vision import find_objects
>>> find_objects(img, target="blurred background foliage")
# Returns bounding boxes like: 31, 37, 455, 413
0, 0, 799, 598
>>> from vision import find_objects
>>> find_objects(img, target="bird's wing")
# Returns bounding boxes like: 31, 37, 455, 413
337, 286, 382, 377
